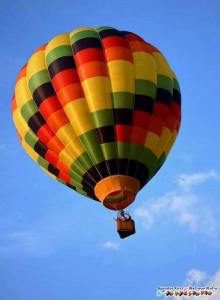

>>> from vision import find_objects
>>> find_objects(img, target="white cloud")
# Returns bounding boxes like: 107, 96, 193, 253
177, 170, 219, 190
176, 268, 220, 300
134, 170, 219, 239
103, 241, 120, 251
160, 268, 220, 300
185, 269, 208, 285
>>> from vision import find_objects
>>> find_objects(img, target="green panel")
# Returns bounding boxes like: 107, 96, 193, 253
173, 77, 181, 92
79, 130, 104, 164
92, 109, 114, 127
21, 100, 38, 122
76, 152, 94, 171
75, 188, 87, 196
25, 131, 38, 149
46, 46, 73, 66
135, 79, 156, 98
157, 75, 173, 93
117, 142, 158, 170
96, 26, 115, 32
70, 178, 83, 189
37, 156, 49, 169
111, 92, 134, 109
69, 168, 84, 182
149, 152, 166, 178
101, 142, 117, 160
71, 159, 86, 177
28, 70, 50, 94
70, 30, 99, 44
142, 148, 158, 169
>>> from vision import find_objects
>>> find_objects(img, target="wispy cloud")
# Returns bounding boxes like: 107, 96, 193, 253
185, 269, 208, 285
160, 268, 220, 300
0, 210, 77, 257
181, 268, 220, 300
177, 170, 219, 190
135, 170, 219, 239
102, 241, 120, 251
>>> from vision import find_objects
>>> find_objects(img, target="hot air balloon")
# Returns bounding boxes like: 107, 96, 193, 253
12, 26, 181, 238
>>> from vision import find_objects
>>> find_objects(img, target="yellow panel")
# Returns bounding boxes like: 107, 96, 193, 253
144, 132, 159, 151
26, 49, 46, 81
164, 131, 177, 155
45, 33, 70, 56
13, 110, 29, 138
64, 99, 95, 134
56, 123, 76, 145
65, 140, 84, 158
70, 27, 93, 35
59, 149, 75, 166
15, 77, 32, 108
81, 76, 112, 112
152, 52, 173, 79
108, 60, 135, 93
154, 127, 172, 157
21, 139, 38, 162
132, 52, 157, 83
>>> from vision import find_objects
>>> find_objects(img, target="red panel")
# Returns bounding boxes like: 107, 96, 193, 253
37, 124, 54, 144
75, 48, 105, 65
78, 61, 108, 80
171, 102, 181, 121
105, 47, 133, 62
116, 125, 132, 142
11, 96, 17, 112
153, 103, 170, 123
102, 36, 129, 49
164, 114, 177, 131
57, 160, 70, 175
133, 111, 151, 129
130, 126, 147, 145
149, 116, 164, 136
52, 69, 80, 92
45, 149, 59, 166
16, 64, 27, 83
125, 33, 145, 43
39, 95, 61, 119
59, 171, 71, 184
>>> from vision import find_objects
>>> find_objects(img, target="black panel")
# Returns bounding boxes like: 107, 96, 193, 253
28, 112, 46, 133
134, 95, 154, 113
71, 38, 102, 54
98, 29, 123, 39
113, 109, 133, 125
33, 82, 56, 107
96, 126, 115, 144
82, 185, 97, 200
172, 89, 181, 106
106, 159, 118, 175
48, 164, 59, 177
156, 88, 172, 106
66, 183, 76, 191
81, 159, 149, 198
118, 158, 129, 175
34, 141, 47, 157
48, 56, 76, 79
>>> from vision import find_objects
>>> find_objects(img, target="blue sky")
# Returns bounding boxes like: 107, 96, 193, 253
1, 0, 220, 299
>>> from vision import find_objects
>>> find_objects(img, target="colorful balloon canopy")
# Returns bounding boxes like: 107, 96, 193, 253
12, 26, 181, 211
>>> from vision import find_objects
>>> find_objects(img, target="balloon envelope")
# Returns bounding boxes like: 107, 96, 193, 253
12, 26, 181, 210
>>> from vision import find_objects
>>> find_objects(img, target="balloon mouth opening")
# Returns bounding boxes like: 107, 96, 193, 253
103, 189, 136, 211
94, 175, 140, 211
